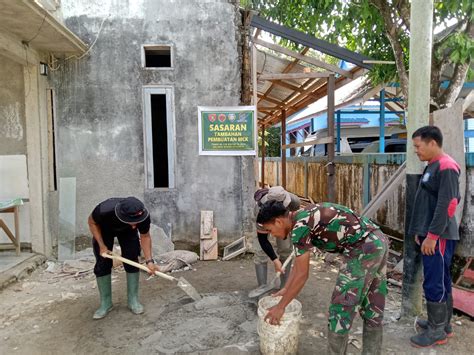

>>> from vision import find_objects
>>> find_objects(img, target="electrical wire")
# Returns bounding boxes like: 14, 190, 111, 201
25, 13, 47, 44
48, 14, 110, 71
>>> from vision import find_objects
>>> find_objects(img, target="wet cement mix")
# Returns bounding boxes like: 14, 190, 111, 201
139, 292, 260, 354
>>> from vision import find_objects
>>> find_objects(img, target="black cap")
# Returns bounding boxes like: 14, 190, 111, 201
115, 197, 149, 224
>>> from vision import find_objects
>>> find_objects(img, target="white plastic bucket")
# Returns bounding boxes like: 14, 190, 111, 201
257, 296, 302, 355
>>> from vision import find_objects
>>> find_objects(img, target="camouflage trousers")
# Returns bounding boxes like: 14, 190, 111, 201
328, 230, 388, 334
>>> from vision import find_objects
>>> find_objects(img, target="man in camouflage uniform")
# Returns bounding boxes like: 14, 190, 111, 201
257, 201, 388, 355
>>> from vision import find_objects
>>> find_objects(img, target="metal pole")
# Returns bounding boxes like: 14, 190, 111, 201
327, 74, 335, 202
379, 89, 385, 153
261, 125, 266, 187
401, 0, 433, 318
281, 110, 287, 189
336, 110, 341, 153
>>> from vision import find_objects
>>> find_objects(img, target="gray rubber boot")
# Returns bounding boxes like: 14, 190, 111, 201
93, 274, 113, 319
255, 263, 268, 286
327, 331, 349, 355
126, 272, 144, 315
410, 302, 447, 348
279, 257, 291, 288
362, 323, 383, 355
416, 293, 453, 337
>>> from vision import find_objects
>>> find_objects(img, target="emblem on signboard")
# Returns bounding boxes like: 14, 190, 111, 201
228, 113, 236, 122
218, 114, 226, 122
237, 112, 248, 123
208, 114, 217, 122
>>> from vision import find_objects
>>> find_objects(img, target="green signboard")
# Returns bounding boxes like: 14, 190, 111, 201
198, 106, 257, 155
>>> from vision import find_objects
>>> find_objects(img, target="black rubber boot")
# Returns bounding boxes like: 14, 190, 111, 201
416, 293, 453, 337
410, 301, 448, 348
362, 323, 383, 355
327, 331, 349, 355
255, 263, 268, 286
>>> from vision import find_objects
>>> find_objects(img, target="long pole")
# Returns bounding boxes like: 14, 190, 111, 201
327, 74, 335, 201
379, 89, 385, 153
336, 110, 341, 153
401, 0, 434, 317
261, 124, 266, 187
281, 110, 287, 188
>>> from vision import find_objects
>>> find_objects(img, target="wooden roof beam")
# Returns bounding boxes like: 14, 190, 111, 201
257, 94, 285, 107
259, 72, 332, 80
254, 38, 353, 79
256, 46, 310, 105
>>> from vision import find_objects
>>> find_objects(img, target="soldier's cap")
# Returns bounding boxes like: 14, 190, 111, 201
115, 197, 149, 224
260, 186, 292, 208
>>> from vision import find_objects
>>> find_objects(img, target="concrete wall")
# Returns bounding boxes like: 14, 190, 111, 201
0, 55, 26, 155
53, 0, 255, 245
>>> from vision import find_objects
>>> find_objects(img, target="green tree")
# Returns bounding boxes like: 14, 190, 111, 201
258, 126, 281, 157
251, 0, 473, 110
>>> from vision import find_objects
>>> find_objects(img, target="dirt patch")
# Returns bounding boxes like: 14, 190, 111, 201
141, 293, 258, 353
0, 255, 473, 354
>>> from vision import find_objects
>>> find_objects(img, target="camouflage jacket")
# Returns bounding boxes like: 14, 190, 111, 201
291, 203, 380, 255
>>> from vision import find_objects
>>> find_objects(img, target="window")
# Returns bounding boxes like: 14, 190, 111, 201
143, 87, 175, 188
143, 45, 172, 68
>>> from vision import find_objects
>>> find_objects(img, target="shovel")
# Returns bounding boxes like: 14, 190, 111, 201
248, 251, 295, 298
102, 252, 202, 301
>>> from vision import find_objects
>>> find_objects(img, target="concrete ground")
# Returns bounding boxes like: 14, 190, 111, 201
0, 253, 472, 355
0, 252, 46, 291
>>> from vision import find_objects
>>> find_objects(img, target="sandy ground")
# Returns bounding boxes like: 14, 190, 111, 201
0, 253, 472, 355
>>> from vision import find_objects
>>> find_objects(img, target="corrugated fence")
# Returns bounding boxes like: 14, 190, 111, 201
260, 153, 473, 246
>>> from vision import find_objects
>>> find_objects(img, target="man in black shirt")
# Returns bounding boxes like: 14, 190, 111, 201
88, 196, 159, 319
253, 186, 300, 288
407, 126, 460, 348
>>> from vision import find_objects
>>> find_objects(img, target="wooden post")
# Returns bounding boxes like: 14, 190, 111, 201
14, 205, 20, 255
252, 43, 258, 107
327, 74, 335, 202
241, 10, 252, 105
281, 110, 287, 188
261, 124, 266, 187
252, 42, 259, 188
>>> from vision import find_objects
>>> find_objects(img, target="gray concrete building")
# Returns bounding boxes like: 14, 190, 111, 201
51, 0, 256, 249
0, 0, 87, 256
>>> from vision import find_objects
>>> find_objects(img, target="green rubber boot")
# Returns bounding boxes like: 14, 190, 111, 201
327, 331, 349, 355
126, 272, 144, 315
93, 274, 113, 319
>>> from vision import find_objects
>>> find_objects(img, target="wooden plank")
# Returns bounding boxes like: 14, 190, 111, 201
14, 206, 20, 255
282, 136, 333, 149
254, 38, 353, 78
201, 228, 218, 261
361, 162, 407, 218
259, 72, 332, 81
0, 218, 18, 246
200, 210, 213, 240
